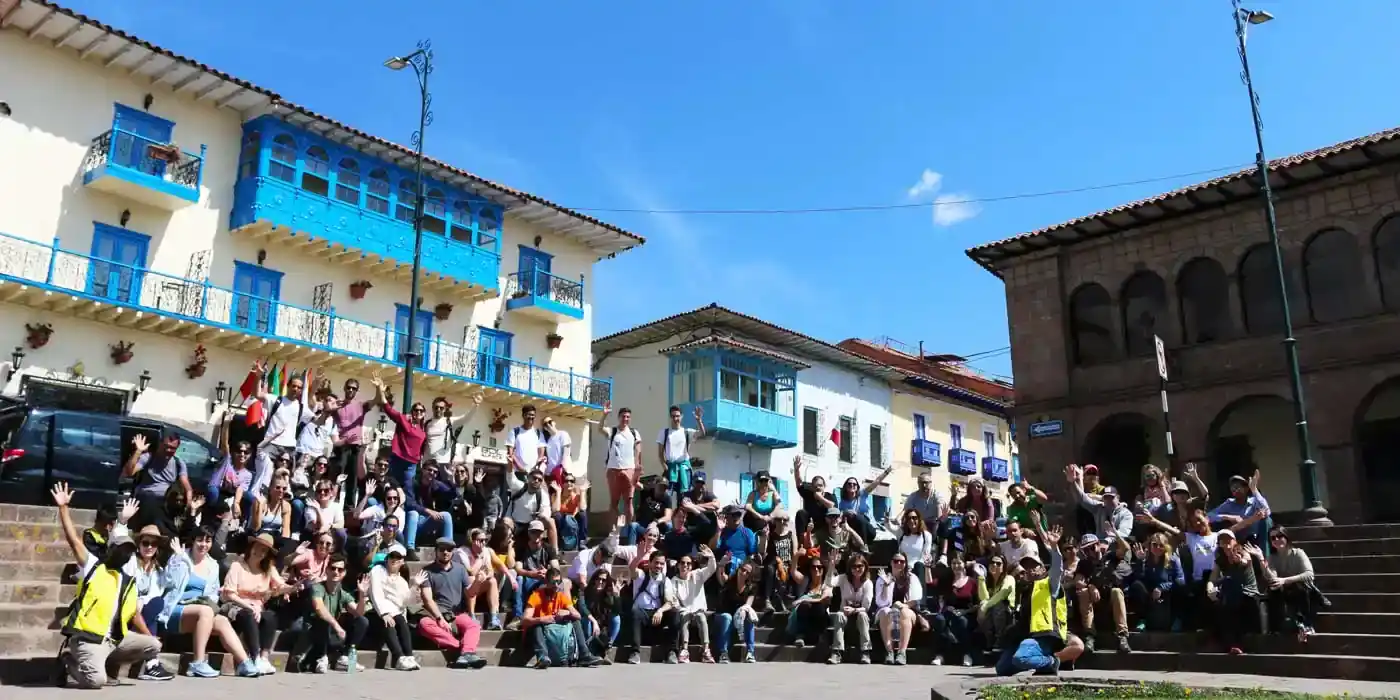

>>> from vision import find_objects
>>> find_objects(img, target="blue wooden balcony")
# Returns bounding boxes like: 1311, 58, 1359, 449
678, 398, 797, 448
912, 438, 942, 467
982, 456, 1010, 482
81, 112, 205, 211
505, 267, 585, 321
948, 447, 977, 476
0, 231, 608, 415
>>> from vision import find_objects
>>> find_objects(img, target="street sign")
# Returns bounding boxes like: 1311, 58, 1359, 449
1154, 334, 1168, 381
1029, 420, 1064, 439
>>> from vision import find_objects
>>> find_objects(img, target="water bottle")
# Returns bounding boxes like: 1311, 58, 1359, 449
345, 646, 356, 674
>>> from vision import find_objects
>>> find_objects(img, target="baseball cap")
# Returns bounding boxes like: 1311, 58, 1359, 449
1217, 529, 1237, 541
528, 520, 546, 532
1083, 465, 1099, 475
1020, 555, 1042, 570
386, 543, 408, 558
1101, 486, 1119, 498
109, 533, 134, 548
722, 504, 743, 516
826, 506, 843, 517
1169, 480, 1190, 494
434, 537, 455, 549
1079, 533, 1100, 548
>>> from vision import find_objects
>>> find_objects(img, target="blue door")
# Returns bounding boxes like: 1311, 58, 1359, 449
232, 262, 282, 334
88, 224, 148, 304
476, 327, 513, 387
111, 105, 174, 178
517, 246, 552, 296
394, 304, 435, 370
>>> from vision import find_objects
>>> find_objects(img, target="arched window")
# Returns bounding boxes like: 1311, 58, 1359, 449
301, 146, 330, 196
422, 188, 446, 234
1303, 228, 1366, 323
476, 207, 500, 250
396, 179, 417, 223
1120, 271, 1168, 357
450, 200, 474, 244
269, 134, 296, 182
334, 158, 361, 205
366, 169, 391, 215
1240, 244, 1290, 335
238, 131, 260, 180
1177, 257, 1231, 344
1069, 283, 1115, 365
1377, 216, 1400, 311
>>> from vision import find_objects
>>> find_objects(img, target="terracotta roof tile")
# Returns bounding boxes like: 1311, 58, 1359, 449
658, 334, 811, 369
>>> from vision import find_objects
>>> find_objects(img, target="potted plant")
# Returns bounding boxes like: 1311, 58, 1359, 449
109, 340, 135, 365
349, 280, 373, 300
545, 332, 563, 350
185, 344, 208, 379
147, 142, 182, 163
25, 323, 52, 349
433, 302, 453, 321
488, 407, 510, 434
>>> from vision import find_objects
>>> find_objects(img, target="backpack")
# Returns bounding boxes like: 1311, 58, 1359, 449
608, 427, 641, 450
539, 622, 579, 666
665, 427, 690, 454
261, 397, 306, 444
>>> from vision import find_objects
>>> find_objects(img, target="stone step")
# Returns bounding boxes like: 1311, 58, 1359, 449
1073, 649, 1400, 683
0, 629, 61, 656
0, 603, 63, 630
1310, 554, 1400, 575
1314, 572, 1400, 594
0, 581, 70, 606
0, 540, 75, 564
1315, 612, 1400, 636
0, 522, 72, 546
1325, 592, 1400, 614
1118, 631, 1400, 658
0, 505, 96, 526
1302, 537, 1400, 558
0, 561, 70, 584
1288, 523, 1400, 542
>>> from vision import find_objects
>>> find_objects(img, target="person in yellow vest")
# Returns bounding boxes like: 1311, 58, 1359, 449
994, 523, 1084, 676
52, 483, 167, 688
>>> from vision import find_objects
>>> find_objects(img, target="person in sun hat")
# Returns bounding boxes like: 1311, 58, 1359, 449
223, 531, 299, 675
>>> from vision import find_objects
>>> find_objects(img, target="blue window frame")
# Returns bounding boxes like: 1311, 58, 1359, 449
238, 131, 261, 180
301, 146, 330, 197
518, 246, 553, 295
269, 134, 296, 182
396, 179, 417, 223
913, 414, 926, 441
87, 223, 149, 304
366, 169, 391, 215
111, 104, 173, 178
394, 304, 435, 370
476, 208, 500, 250
423, 189, 447, 235
232, 262, 282, 334
476, 327, 513, 386
335, 157, 361, 205
950, 424, 963, 450
984, 430, 997, 459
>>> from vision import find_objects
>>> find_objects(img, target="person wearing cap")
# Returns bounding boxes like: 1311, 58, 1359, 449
507, 465, 556, 549
657, 404, 707, 500
624, 476, 672, 546
743, 469, 782, 554
223, 531, 299, 674
1072, 464, 1105, 538
819, 506, 868, 562
1136, 478, 1195, 538
715, 504, 757, 576
762, 509, 799, 612
1206, 528, 1272, 655
1069, 529, 1133, 654
523, 566, 606, 668
1208, 470, 1272, 552
513, 519, 561, 625
995, 524, 1082, 677
1065, 464, 1132, 545
677, 472, 720, 546
369, 543, 420, 670
416, 538, 489, 669
51, 482, 171, 687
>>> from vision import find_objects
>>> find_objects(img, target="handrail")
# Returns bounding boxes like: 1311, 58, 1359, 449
83, 128, 205, 190
506, 266, 584, 310
0, 230, 610, 407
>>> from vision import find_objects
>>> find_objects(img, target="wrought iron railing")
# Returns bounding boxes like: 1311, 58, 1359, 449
82, 128, 205, 193
0, 231, 609, 407
506, 267, 584, 312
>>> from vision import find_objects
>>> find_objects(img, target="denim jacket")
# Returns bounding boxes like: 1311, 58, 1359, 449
1132, 553, 1185, 593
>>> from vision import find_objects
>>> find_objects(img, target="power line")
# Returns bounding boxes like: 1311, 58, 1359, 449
569, 163, 1252, 216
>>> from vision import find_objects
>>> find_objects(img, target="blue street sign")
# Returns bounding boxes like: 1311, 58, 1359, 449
1029, 420, 1064, 439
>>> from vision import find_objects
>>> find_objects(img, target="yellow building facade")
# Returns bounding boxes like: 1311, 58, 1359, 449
887, 386, 1018, 509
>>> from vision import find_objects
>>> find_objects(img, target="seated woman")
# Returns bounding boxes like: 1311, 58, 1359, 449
828, 553, 873, 665
302, 478, 346, 545
249, 473, 294, 544
886, 508, 935, 583
714, 559, 760, 663
150, 527, 257, 678
1206, 530, 1267, 656
874, 552, 923, 666
576, 567, 623, 656
667, 546, 719, 663
762, 510, 799, 613
457, 528, 504, 629
368, 543, 420, 670
926, 553, 981, 667
1264, 525, 1321, 642
977, 553, 1018, 656
221, 532, 298, 675
488, 520, 520, 624
553, 473, 589, 552
784, 556, 833, 647
1127, 532, 1184, 632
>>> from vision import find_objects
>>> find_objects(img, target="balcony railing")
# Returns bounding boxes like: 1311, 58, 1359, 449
680, 397, 797, 448
505, 267, 585, 320
0, 231, 610, 408
911, 438, 942, 466
81, 129, 205, 204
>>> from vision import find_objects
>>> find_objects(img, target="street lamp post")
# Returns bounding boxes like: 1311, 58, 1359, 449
1232, 2, 1329, 525
384, 41, 434, 412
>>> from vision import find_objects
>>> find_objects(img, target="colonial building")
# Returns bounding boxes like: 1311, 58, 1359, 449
0, 0, 641, 496
838, 338, 1018, 505
966, 125, 1400, 524
592, 305, 899, 516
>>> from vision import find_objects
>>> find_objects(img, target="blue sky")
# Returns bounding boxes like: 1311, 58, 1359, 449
66, 0, 1400, 380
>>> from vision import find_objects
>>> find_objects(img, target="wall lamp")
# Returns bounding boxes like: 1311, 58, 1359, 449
7, 346, 23, 382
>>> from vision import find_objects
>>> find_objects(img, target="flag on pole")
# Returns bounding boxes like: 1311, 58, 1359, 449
269, 363, 283, 397
303, 367, 315, 400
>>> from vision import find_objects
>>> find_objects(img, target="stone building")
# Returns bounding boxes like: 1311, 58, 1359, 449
966, 127, 1400, 524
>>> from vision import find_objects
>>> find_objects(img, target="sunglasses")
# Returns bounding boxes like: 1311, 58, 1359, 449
436, 546, 454, 553
234, 448, 250, 455
383, 523, 398, 530
139, 538, 161, 547
330, 566, 346, 573
472, 538, 487, 544
317, 487, 332, 494
316, 539, 333, 547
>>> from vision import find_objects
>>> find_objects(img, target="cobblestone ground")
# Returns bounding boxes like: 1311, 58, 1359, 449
6, 665, 1400, 699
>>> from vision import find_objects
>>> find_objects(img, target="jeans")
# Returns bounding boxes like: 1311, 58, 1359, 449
377, 613, 413, 661
299, 613, 368, 664
554, 511, 587, 551
405, 510, 454, 549
389, 454, 418, 509
290, 498, 307, 534
417, 613, 481, 654
931, 609, 975, 660
622, 521, 668, 546
829, 609, 872, 651
995, 637, 1059, 676
513, 576, 543, 618
587, 614, 622, 647
714, 608, 757, 654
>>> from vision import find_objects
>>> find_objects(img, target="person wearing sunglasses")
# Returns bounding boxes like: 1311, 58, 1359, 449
506, 467, 555, 548
212, 417, 269, 522
406, 461, 459, 552
303, 478, 346, 545
357, 481, 407, 558
296, 553, 369, 673
1262, 525, 1320, 643
417, 538, 490, 669
553, 473, 588, 552
369, 375, 429, 511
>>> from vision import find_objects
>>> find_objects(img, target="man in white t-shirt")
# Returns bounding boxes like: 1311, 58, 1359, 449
656, 404, 707, 505
998, 520, 1040, 572
541, 416, 572, 486
595, 402, 641, 530
505, 405, 547, 472
259, 370, 312, 465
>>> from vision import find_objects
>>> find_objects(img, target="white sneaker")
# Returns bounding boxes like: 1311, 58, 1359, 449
396, 657, 416, 671
334, 657, 365, 672
931, 654, 944, 666
313, 658, 329, 674
256, 657, 277, 675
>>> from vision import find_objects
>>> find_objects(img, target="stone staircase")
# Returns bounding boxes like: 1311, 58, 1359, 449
3, 505, 1399, 684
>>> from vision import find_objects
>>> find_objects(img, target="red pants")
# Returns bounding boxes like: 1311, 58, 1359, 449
417, 613, 481, 653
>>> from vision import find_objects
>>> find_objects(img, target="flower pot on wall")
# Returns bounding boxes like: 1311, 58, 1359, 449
434, 303, 453, 321
185, 344, 208, 379
545, 332, 563, 350
109, 341, 135, 365
25, 323, 52, 349
349, 280, 373, 300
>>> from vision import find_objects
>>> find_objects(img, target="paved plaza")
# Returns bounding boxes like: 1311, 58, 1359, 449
7, 665, 1400, 700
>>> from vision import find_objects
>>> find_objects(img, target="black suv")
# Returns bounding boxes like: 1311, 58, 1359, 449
0, 397, 222, 509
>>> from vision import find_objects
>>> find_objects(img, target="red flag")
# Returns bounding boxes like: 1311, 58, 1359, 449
237, 366, 259, 401
245, 398, 265, 428
829, 427, 842, 447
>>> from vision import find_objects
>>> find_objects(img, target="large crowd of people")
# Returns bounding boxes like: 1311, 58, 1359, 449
51, 363, 1327, 689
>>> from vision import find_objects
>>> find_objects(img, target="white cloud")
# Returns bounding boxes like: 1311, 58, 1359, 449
932, 193, 981, 227
906, 169, 943, 199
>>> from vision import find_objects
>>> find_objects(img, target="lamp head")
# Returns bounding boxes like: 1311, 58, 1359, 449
384, 57, 409, 71
1246, 9, 1274, 24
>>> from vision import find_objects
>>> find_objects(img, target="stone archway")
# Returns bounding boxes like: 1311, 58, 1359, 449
1207, 395, 1316, 513
1082, 413, 1166, 503
1354, 378, 1400, 521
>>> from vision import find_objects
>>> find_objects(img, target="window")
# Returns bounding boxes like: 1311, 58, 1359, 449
838, 417, 853, 463
1376, 216, 1400, 311
396, 179, 417, 223
1304, 228, 1366, 323
1120, 271, 1168, 357
394, 304, 435, 370
1069, 283, 1115, 364
475, 326, 513, 387
869, 425, 883, 469
171, 427, 218, 483
1239, 243, 1300, 335
269, 134, 296, 182
88, 223, 149, 305
950, 423, 963, 449
913, 414, 927, 440
1177, 257, 1231, 343
423, 188, 447, 235
476, 208, 500, 250
802, 407, 819, 455
334, 158, 361, 205
717, 354, 793, 415
366, 169, 391, 215
299, 146, 330, 196
983, 430, 997, 458
232, 261, 282, 334
669, 356, 713, 405
450, 201, 475, 244
238, 131, 260, 180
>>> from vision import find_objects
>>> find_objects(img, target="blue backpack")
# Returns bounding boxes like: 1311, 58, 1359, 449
540, 623, 579, 666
